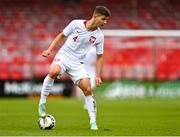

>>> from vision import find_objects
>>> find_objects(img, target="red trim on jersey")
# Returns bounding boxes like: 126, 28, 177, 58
84, 20, 88, 28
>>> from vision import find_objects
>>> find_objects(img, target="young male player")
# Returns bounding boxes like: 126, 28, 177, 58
38, 6, 111, 130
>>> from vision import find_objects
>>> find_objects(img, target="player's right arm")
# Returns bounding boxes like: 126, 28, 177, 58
42, 20, 76, 57
42, 32, 66, 57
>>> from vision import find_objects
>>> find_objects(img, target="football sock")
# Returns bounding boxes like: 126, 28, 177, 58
39, 75, 55, 104
85, 95, 97, 124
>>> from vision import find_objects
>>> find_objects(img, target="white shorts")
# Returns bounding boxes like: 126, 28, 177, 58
51, 54, 89, 85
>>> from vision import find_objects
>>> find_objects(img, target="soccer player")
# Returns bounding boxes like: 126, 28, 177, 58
38, 6, 111, 130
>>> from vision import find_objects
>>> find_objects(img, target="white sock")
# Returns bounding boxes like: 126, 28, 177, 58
39, 75, 54, 104
85, 95, 97, 124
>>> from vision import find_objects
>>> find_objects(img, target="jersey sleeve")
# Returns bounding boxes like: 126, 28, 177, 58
96, 35, 104, 55
63, 20, 76, 36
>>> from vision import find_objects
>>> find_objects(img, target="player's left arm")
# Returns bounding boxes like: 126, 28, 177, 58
96, 54, 103, 86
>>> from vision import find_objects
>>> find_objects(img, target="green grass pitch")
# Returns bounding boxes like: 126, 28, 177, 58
0, 97, 179, 136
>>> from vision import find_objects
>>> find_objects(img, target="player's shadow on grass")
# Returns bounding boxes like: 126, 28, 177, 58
102, 128, 112, 131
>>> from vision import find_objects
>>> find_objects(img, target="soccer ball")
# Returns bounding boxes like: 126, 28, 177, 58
38, 114, 56, 130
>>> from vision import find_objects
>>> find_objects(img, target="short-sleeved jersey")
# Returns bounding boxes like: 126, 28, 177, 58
57, 19, 104, 61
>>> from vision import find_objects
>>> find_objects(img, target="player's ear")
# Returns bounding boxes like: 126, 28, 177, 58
93, 12, 100, 19
93, 14, 97, 19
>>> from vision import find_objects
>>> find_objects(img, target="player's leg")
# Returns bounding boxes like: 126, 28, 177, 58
83, 67, 96, 109
67, 60, 98, 130
39, 64, 61, 117
78, 78, 98, 130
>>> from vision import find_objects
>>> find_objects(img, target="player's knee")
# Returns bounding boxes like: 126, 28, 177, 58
49, 68, 60, 79
83, 86, 92, 96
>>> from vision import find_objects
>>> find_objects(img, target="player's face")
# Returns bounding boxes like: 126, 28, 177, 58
94, 15, 110, 28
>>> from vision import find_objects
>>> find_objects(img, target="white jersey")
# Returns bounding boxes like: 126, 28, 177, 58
57, 19, 104, 61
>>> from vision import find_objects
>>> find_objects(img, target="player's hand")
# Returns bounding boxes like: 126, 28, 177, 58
96, 76, 102, 87
42, 50, 51, 57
